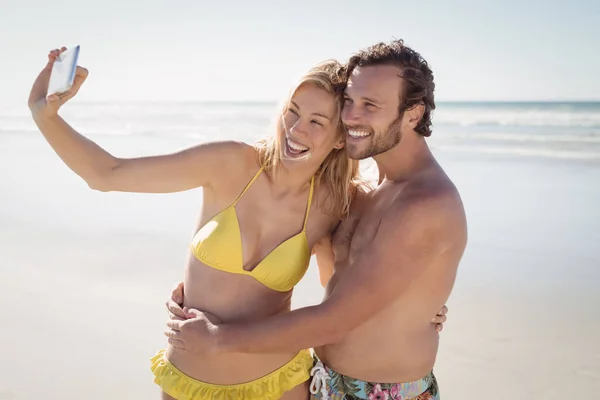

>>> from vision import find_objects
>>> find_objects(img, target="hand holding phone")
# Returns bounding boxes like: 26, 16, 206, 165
28, 46, 88, 119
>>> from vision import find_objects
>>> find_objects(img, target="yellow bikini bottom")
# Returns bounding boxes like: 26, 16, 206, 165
150, 349, 313, 400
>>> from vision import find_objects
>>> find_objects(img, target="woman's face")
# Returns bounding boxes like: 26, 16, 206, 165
279, 83, 344, 168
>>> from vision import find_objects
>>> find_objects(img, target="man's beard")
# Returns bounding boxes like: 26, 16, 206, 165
346, 114, 403, 160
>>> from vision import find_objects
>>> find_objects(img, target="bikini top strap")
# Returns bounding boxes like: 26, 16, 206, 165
232, 166, 264, 206
302, 175, 315, 231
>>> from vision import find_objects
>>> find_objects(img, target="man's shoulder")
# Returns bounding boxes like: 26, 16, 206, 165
401, 166, 462, 212
387, 168, 467, 245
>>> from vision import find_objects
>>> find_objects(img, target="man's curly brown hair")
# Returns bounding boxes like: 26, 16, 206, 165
345, 39, 436, 137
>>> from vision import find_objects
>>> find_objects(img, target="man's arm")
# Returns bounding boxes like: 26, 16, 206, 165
215, 192, 464, 354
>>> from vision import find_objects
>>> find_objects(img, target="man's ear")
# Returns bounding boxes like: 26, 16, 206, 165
406, 103, 425, 128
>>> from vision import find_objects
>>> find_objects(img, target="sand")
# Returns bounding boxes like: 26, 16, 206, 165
1, 132, 599, 399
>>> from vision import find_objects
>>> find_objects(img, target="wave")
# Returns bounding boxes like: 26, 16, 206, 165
5, 101, 600, 130
433, 109, 600, 129
436, 145, 600, 161
3, 102, 600, 163
438, 131, 600, 143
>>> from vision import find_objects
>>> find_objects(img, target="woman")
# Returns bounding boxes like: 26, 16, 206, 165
28, 48, 446, 400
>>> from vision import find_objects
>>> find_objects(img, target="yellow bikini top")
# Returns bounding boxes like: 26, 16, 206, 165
190, 166, 314, 292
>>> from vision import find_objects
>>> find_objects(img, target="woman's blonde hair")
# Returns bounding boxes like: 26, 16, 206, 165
255, 60, 363, 220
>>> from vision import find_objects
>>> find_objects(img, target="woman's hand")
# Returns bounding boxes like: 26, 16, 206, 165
28, 47, 89, 119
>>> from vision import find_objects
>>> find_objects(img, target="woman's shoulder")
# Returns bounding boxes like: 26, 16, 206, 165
314, 176, 371, 209
207, 140, 255, 160
212, 140, 259, 173
310, 181, 345, 231
202, 141, 260, 194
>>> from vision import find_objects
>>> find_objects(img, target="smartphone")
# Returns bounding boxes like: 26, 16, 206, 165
47, 45, 80, 96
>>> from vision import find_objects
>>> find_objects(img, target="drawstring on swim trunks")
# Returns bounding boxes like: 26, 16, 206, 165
309, 360, 331, 400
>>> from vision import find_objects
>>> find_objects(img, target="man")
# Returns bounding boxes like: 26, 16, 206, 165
165, 39, 467, 399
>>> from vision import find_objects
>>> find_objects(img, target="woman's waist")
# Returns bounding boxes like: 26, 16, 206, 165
164, 345, 307, 385
184, 266, 292, 322
182, 295, 292, 324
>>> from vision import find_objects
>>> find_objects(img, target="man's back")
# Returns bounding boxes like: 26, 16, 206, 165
315, 160, 467, 382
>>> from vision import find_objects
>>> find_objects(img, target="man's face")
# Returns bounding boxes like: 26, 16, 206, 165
341, 65, 405, 160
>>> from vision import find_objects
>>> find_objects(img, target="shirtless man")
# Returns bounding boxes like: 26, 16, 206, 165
165, 39, 467, 399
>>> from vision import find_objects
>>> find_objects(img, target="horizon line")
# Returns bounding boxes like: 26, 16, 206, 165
72, 99, 600, 104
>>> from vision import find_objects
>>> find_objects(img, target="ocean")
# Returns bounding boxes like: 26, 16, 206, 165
2, 101, 600, 162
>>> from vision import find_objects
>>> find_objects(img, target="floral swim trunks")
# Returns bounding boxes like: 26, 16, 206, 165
308, 357, 439, 400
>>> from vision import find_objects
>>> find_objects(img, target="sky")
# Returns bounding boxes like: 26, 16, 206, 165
1, 0, 599, 105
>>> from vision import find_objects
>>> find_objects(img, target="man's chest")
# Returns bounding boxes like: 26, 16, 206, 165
331, 184, 404, 268
331, 204, 386, 267
325, 207, 382, 295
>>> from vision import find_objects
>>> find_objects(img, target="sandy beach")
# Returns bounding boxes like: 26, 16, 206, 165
1, 131, 599, 400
